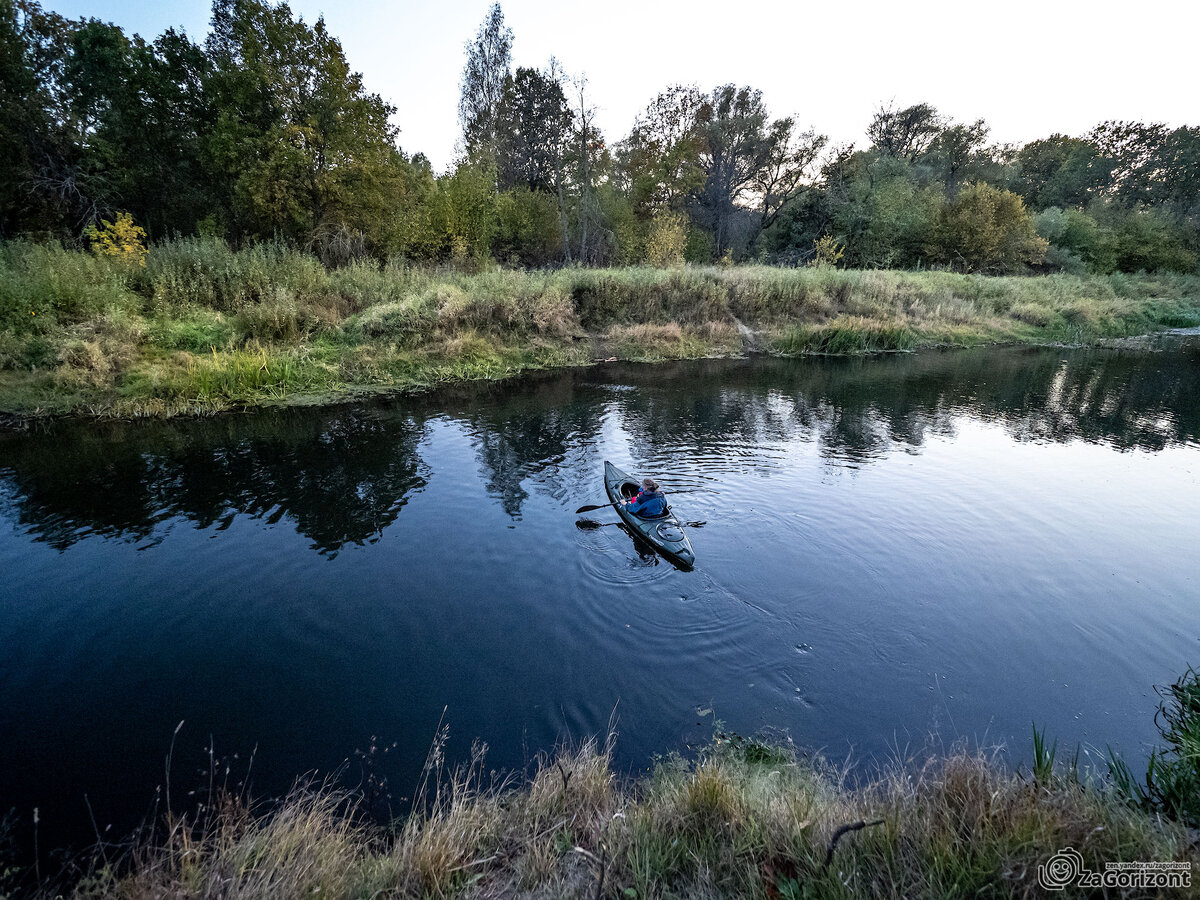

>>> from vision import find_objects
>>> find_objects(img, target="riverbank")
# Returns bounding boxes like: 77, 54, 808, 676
2, 239, 1199, 420
18, 728, 1197, 899
15, 666, 1200, 897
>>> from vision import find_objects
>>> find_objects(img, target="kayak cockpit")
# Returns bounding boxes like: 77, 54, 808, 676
618, 478, 671, 520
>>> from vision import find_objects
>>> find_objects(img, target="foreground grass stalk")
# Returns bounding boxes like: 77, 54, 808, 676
1, 239, 1198, 419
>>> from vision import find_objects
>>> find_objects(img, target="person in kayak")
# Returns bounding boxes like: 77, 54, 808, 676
625, 478, 666, 517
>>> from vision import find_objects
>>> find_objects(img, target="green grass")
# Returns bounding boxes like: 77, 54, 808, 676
1107, 666, 1200, 828
2, 238, 1198, 418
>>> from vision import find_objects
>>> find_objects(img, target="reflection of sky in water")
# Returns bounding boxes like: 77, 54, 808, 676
0, 344, 1198, 854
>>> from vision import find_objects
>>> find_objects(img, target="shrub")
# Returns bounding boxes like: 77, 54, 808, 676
0, 241, 138, 328
235, 288, 328, 342
83, 212, 148, 267
808, 234, 845, 269
930, 183, 1049, 274
143, 238, 329, 312
645, 213, 688, 268
1108, 212, 1198, 274
493, 188, 565, 267
1009, 302, 1056, 327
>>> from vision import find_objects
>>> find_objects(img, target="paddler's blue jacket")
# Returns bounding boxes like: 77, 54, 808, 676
626, 488, 666, 517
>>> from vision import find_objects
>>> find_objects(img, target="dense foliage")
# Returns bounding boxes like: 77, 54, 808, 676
1, 0, 1198, 275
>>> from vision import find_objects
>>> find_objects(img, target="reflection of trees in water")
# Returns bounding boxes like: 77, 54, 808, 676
1, 344, 1196, 544
0, 407, 429, 553
458, 375, 606, 518
600, 346, 1200, 464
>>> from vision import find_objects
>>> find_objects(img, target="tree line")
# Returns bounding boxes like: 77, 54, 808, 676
2, 0, 1198, 274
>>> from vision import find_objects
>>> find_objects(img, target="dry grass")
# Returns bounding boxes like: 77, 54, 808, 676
36, 729, 1197, 900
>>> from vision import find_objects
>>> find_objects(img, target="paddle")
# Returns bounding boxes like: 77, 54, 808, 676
574, 488, 706, 515
577, 518, 705, 530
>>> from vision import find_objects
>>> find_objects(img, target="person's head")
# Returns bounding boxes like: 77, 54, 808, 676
642, 477, 659, 492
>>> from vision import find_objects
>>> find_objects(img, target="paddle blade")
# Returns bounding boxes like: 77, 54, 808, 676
575, 518, 604, 530
574, 503, 610, 514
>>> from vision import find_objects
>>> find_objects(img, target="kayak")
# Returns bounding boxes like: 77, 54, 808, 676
604, 461, 696, 569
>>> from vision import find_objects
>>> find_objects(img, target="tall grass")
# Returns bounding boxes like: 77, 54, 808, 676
1108, 666, 1200, 827
36, 726, 1197, 899
1, 238, 1198, 417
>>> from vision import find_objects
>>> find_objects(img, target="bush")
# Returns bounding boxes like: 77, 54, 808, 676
1107, 211, 1198, 274
235, 288, 328, 342
143, 238, 329, 312
149, 311, 235, 352
350, 299, 436, 341
1034, 207, 1067, 243
808, 234, 845, 269
645, 213, 688, 268
83, 212, 148, 267
0, 241, 139, 329
1009, 302, 1057, 327
930, 183, 1048, 274
1042, 245, 1091, 275
494, 188, 565, 268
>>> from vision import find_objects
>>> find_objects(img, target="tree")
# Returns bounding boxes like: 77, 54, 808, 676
753, 116, 826, 231
63, 20, 212, 237
868, 102, 942, 162
494, 66, 572, 194
619, 84, 707, 219
205, 0, 403, 248
1014, 135, 1108, 210
2, 0, 99, 235
1143, 126, 1200, 220
930, 182, 1047, 273
457, 2, 511, 164
1089, 120, 1168, 206
693, 85, 767, 257
927, 119, 990, 197
0, 0, 38, 233
568, 73, 611, 264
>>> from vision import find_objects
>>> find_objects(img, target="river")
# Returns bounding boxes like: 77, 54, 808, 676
2, 341, 1198, 853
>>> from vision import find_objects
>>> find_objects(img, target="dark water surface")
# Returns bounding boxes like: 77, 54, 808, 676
2, 343, 1199, 853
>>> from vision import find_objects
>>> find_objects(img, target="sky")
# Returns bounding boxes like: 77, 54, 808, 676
45, 0, 1200, 173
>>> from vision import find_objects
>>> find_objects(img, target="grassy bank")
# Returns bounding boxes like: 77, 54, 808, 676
22, 731, 1196, 898
16, 669, 1200, 899
2, 239, 1199, 418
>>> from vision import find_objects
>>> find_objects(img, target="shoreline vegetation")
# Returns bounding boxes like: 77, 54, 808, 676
1, 240, 1199, 422
15, 667, 1200, 898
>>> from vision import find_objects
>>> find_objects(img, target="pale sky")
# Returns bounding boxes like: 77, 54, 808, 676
47, 0, 1200, 172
